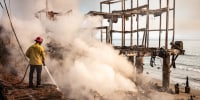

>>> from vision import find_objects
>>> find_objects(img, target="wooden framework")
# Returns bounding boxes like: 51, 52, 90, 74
88, 0, 184, 90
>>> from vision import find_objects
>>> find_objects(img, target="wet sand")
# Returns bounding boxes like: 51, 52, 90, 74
148, 78, 200, 100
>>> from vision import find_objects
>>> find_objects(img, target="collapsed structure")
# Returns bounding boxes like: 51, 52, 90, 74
88, 0, 185, 89
0, 0, 188, 99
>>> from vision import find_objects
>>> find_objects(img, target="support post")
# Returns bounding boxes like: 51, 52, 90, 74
130, 0, 133, 46
165, 0, 169, 49
162, 54, 170, 89
135, 56, 144, 73
146, 0, 150, 48
172, 0, 175, 43
108, 19, 112, 44
162, 0, 170, 90
109, 3, 113, 44
109, 3, 111, 13
110, 19, 113, 44
100, 3, 103, 42
106, 26, 108, 43
106, 26, 112, 44
137, 0, 139, 46
159, 0, 162, 48
121, 0, 125, 47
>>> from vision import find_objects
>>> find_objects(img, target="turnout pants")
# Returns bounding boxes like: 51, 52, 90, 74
29, 65, 42, 86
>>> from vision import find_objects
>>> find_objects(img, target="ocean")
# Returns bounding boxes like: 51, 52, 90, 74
143, 39, 200, 90
109, 37, 200, 89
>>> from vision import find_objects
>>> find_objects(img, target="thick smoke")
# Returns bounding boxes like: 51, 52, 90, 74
0, 0, 138, 99
0, 0, 178, 100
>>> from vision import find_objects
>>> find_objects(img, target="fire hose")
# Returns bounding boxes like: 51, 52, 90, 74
3, 0, 30, 86
3, 0, 60, 90
44, 66, 60, 91
13, 64, 30, 85
13, 65, 60, 91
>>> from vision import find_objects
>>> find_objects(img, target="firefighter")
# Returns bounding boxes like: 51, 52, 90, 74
26, 36, 45, 88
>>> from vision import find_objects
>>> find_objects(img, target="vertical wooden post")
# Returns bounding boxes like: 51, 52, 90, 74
163, 0, 170, 89
121, 0, 123, 46
163, 54, 170, 89
172, 0, 175, 43
109, 3, 111, 13
122, 0, 125, 46
143, 0, 149, 48
110, 21, 113, 44
106, 26, 109, 43
165, 0, 169, 49
146, 0, 150, 48
124, 0, 126, 46
109, 3, 113, 44
100, 3, 103, 42
130, 0, 133, 46
136, 56, 144, 73
109, 18, 113, 44
137, 0, 139, 46
159, 0, 162, 48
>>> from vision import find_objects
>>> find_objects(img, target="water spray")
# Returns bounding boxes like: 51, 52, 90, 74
44, 66, 60, 91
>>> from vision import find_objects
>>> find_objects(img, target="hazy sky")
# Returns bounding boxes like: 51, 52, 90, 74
0, 0, 199, 34
80, 0, 200, 32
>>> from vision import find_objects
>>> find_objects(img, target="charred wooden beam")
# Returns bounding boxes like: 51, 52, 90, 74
101, 0, 127, 4
96, 26, 108, 29
111, 28, 173, 34
114, 45, 184, 57
88, 7, 174, 19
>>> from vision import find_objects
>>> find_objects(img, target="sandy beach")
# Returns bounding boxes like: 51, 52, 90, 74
138, 75, 200, 100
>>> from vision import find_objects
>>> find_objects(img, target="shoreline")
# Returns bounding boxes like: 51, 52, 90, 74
140, 74, 200, 100
143, 64, 200, 90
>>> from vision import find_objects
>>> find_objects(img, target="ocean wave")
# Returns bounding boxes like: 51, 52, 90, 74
176, 65, 200, 73
175, 76, 200, 80
176, 63, 200, 68
190, 78, 200, 82
173, 76, 200, 83
184, 53, 200, 57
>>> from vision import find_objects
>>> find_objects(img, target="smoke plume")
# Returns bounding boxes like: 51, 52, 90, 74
0, 0, 179, 100
0, 0, 138, 99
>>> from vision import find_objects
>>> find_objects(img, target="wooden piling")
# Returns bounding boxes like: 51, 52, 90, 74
122, 0, 125, 47
159, 0, 162, 48
162, 0, 170, 89
146, 0, 150, 48
135, 56, 144, 73
100, 3, 103, 42
165, 0, 169, 49
162, 54, 170, 89
130, 0, 133, 46
137, 0, 139, 47
172, 0, 176, 43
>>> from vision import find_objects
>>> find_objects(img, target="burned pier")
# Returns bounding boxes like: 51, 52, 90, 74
88, 0, 185, 89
